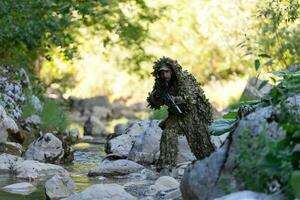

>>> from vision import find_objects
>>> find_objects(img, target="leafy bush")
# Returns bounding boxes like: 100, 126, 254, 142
39, 98, 69, 132
211, 69, 300, 199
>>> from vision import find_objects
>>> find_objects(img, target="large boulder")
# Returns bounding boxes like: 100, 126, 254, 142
64, 184, 136, 200
88, 159, 144, 177
2, 182, 36, 195
0, 153, 24, 173
24, 133, 64, 163
235, 105, 285, 140
180, 140, 230, 200
107, 120, 160, 157
45, 173, 75, 199
127, 120, 162, 164
108, 134, 134, 157
15, 160, 68, 180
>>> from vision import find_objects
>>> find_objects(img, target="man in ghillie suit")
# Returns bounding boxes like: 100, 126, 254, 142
147, 57, 215, 171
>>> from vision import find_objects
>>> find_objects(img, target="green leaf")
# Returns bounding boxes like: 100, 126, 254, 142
209, 119, 237, 136
257, 153, 281, 174
270, 76, 277, 84
223, 110, 238, 119
258, 80, 269, 90
255, 59, 261, 71
258, 53, 271, 58
290, 171, 300, 198
264, 60, 273, 66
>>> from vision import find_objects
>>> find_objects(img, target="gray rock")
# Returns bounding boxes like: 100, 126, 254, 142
0, 153, 24, 173
124, 181, 152, 198
25, 114, 41, 126
128, 120, 162, 164
287, 63, 300, 71
24, 133, 64, 163
240, 77, 272, 101
0, 106, 19, 143
91, 106, 112, 120
177, 136, 196, 163
45, 173, 75, 199
31, 95, 43, 112
284, 94, 300, 121
214, 190, 285, 200
79, 136, 94, 142
84, 116, 106, 135
114, 123, 128, 136
0, 142, 23, 156
88, 159, 144, 177
211, 133, 229, 149
15, 160, 68, 180
180, 140, 229, 200
108, 134, 134, 157
235, 106, 286, 140
2, 182, 36, 195
155, 176, 180, 191
226, 106, 286, 172
161, 188, 182, 200
64, 184, 136, 200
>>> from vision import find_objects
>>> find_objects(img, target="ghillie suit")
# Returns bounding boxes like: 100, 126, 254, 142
147, 57, 215, 171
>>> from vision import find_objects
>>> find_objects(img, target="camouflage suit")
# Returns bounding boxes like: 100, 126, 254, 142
147, 57, 215, 171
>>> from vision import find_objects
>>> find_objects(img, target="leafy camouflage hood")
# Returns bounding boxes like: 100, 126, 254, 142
152, 57, 183, 87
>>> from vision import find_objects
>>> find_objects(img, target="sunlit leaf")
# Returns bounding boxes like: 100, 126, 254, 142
209, 119, 237, 136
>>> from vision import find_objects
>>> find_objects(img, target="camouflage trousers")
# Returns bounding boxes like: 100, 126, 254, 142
155, 114, 214, 171
156, 116, 179, 171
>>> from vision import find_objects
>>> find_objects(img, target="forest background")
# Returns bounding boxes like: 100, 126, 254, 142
1, 0, 299, 111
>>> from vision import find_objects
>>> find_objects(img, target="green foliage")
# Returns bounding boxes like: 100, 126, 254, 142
39, 97, 69, 132
263, 69, 300, 105
0, 0, 77, 66
235, 130, 293, 194
290, 171, 300, 198
214, 67, 300, 198
20, 99, 36, 120
0, 0, 162, 77
247, 0, 300, 68
148, 105, 168, 120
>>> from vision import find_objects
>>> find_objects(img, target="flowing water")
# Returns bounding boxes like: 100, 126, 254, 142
0, 137, 107, 200
0, 116, 152, 200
